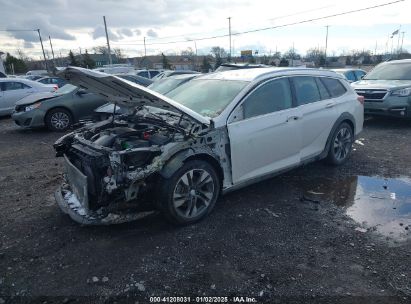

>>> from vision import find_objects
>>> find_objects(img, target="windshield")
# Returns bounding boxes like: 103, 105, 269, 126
167, 79, 248, 117
364, 62, 411, 80
56, 84, 77, 94
148, 77, 190, 95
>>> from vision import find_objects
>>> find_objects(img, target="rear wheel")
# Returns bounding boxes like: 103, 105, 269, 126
158, 160, 220, 225
326, 122, 353, 166
45, 108, 73, 132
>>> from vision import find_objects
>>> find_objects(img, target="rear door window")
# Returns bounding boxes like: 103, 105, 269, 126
243, 78, 292, 119
3, 82, 30, 91
320, 78, 347, 98
292, 76, 321, 106
345, 71, 356, 82
137, 71, 149, 78
354, 70, 366, 80
150, 71, 160, 78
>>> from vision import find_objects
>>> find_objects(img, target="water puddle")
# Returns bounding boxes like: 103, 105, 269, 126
302, 176, 411, 241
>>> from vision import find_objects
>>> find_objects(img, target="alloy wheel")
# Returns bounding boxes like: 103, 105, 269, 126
333, 127, 352, 161
172, 169, 215, 219
51, 112, 70, 130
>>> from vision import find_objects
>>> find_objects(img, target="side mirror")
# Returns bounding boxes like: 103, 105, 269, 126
77, 89, 87, 95
361, 75, 365, 79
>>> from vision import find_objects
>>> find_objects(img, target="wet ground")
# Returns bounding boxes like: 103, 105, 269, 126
301, 175, 411, 241
0, 116, 410, 303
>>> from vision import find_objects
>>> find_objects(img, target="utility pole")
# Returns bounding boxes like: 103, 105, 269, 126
374, 41, 377, 56
103, 16, 112, 65
400, 31, 405, 56
324, 25, 329, 67
144, 37, 147, 57
397, 25, 401, 54
194, 40, 198, 70
49, 36, 56, 68
228, 17, 232, 60
36, 29, 48, 71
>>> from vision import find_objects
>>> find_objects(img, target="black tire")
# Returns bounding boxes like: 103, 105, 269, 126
45, 108, 73, 132
326, 122, 354, 166
157, 160, 220, 225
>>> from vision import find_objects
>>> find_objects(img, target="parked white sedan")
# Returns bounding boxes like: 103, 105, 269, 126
54, 67, 364, 225
0, 78, 56, 116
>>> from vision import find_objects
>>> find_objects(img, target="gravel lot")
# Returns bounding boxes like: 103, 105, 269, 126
0, 116, 410, 303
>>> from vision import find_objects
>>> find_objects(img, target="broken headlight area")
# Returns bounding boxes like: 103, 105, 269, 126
54, 112, 198, 224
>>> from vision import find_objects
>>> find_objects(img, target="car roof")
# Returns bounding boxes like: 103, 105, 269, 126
219, 63, 271, 68
0, 78, 39, 84
197, 67, 345, 82
167, 74, 199, 80
37, 76, 59, 80
383, 59, 411, 64
331, 68, 365, 72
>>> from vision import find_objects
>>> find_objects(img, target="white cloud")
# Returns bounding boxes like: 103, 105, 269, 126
0, 0, 410, 58
146, 29, 158, 38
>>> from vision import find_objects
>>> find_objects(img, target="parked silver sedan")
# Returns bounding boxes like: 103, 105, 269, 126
0, 78, 56, 116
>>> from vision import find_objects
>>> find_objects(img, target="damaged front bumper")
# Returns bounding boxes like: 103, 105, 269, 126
54, 155, 153, 225
54, 186, 153, 225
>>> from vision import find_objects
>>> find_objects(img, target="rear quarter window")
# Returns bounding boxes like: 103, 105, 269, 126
320, 77, 347, 98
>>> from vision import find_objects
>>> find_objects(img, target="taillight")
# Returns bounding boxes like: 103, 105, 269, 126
357, 95, 364, 105
53, 85, 58, 91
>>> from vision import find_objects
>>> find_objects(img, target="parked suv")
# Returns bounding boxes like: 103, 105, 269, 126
53, 67, 363, 225
352, 59, 411, 118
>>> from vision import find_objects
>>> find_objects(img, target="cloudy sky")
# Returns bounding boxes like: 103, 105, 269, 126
0, 0, 410, 60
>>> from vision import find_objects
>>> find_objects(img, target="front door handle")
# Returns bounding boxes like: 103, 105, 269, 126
325, 102, 335, 108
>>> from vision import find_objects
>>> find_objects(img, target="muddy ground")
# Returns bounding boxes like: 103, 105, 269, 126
0, 116, 410, 303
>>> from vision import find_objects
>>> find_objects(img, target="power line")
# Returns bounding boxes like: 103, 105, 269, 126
111, 0, 404, 47
124, 5, 336, 43
0, 29, 37, 32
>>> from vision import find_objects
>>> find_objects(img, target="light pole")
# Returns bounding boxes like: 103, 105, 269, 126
228, 17, 232, 60
49, 36, 56, 68
36, 29, 48, 71
400, 31, 405, 56
103, 16, 112, 65
324, 25, 329, 67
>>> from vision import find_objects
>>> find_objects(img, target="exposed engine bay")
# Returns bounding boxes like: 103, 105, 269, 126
53, 108, 230, 224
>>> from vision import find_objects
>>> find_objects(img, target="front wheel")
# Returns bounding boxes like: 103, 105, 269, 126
158, 160, 221, 225
45, 108, 73, 132
326, 122, 354, 166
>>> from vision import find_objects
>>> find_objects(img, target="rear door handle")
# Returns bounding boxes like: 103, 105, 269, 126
287, 115, 301, 122
325, 102, 335, 108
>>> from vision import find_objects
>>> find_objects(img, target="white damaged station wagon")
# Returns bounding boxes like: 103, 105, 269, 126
54, 67, 364, 225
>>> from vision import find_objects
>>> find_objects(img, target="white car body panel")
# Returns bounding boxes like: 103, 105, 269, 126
298, 97, 338, 160
228, 107, 301, 184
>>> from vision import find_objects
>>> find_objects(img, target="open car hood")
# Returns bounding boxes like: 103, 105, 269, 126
57, 67, 209, 125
